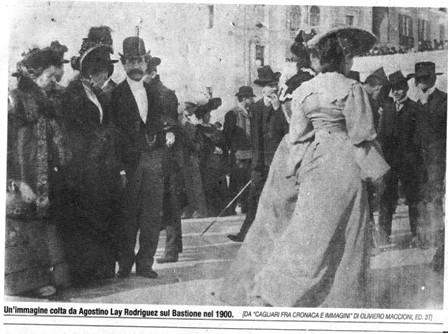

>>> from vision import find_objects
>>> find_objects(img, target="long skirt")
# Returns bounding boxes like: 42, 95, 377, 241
220, 133, 370, 307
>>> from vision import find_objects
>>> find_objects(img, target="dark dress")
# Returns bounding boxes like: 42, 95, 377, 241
60, 79, 123, 285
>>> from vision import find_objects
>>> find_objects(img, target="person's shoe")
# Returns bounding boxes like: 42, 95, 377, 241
227, 233, 244, 242
156, 256, 178, 264
136, 269, 158, 279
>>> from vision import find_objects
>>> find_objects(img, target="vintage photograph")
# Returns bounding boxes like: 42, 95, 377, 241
4, 0, 447, 312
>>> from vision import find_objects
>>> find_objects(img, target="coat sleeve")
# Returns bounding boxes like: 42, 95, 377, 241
343, 83, 390, 182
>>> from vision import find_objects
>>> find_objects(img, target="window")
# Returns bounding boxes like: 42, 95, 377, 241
345, 15, 354, 26
440, 24, 446, 41
418, 19, 430, 42
398, 14, 414, 48
290, 10, 301, 31
310, 6, 320, 27
207, 5, 214, 29
255, 45, 265, 67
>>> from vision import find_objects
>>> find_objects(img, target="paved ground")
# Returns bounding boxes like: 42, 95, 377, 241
6, 206, 443, 308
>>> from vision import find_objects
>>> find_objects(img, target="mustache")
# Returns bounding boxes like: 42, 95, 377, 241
127, 69, 144, 76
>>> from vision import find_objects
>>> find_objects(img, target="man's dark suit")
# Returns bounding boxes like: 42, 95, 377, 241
236, 98, 288, 238
148, 75, 183, 261
377, 97, 421, 237
413, 88, 447, 247
111, 79, 167, 275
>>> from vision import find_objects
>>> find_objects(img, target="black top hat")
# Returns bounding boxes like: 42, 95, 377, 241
365, 67, 389, 86
121, 36, 146, 58
388, 71, 408, 87
254, 65, 281, 86
347, 70, 360, 82
235, 86, 255, 97
407, 62, 443, 79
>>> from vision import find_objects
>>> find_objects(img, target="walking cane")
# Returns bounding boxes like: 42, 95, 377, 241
200, 180, 252, 236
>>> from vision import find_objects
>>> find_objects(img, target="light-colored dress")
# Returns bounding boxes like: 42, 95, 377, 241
220, 72, 389, 308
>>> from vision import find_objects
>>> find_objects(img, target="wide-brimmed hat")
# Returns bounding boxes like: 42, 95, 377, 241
80, 45, 115, 76
407, 62, 443, 79
47, 41, 69, 64
120, 36, 146, 59
73, 26, 117, 72
194, 97, 222, 119
307, 27, 377, 56
235, 86, 255, 98
254, 65, 281, 86
347, 70, 360, 82
17, 47, 62, 76
145, 52, 162, 72
365, 67, 389, 86
388, 71, 408, 88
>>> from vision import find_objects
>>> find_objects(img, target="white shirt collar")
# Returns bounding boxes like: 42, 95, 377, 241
126, 76, 145, 90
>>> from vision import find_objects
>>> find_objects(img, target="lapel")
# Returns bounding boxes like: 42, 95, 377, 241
72, 80, 102, 127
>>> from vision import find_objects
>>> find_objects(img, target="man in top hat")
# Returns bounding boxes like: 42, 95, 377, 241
363, 67, 390, 130
111, 36, 175, 278
410, 62, 446, 258
143, 53, 183, 263
376, 71, 421, 245
223, 86, 256, 215
228, 65, 288, 242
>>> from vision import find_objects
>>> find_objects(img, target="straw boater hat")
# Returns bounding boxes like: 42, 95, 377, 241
306, 27, 377, 56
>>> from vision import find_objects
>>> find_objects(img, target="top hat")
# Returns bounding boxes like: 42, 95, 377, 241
347, 70, 360, 82
307, 27, 377, 56
254, 65, 281, 86
388, 71, 408, 87
365, 67, 389, 86
407, 62, 443, 79
235, 86, 255, 97
120, 36, 146, 58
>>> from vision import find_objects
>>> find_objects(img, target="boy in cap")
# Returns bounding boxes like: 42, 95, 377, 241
377, 71, 421, 245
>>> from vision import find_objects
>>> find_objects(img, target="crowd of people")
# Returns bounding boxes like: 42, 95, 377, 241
6, 24, 446, 306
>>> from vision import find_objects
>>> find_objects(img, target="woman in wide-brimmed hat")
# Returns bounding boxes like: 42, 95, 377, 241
59, 26, 123, 286
220, 27, 389, 307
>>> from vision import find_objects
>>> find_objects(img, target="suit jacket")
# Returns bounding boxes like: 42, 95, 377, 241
414, 88, 447, 153
377, 97, 420, 168
223, 106, 252, 157
111, 78, 164, 178
250, 98, 289, 172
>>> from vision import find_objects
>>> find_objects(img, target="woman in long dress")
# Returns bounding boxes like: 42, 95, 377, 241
220, 28, 389, 308
60, 37, 122, 285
